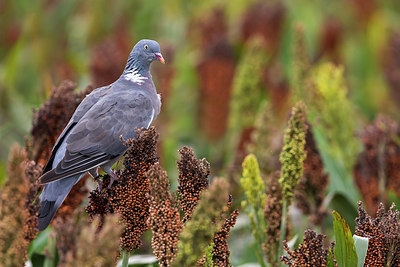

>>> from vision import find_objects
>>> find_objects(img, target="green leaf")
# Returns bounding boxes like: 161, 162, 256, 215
30, 253, 46, 267
43, 231, 58, 267
116, 254, 158, 266
313, 127, 360, 205
204, 243, 214, 266
327, 247, 335, 267
333, 211, 358, 267
353, 235, 368, 267
121, 250, 129, 267
330, 193, 358, 231
28, 227, 51, 259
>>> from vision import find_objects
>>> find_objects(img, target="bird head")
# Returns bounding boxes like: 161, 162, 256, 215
134, 39, 165, 64
123, 39, 165, 76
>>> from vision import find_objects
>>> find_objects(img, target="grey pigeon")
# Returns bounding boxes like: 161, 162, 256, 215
37, 39, 164, 231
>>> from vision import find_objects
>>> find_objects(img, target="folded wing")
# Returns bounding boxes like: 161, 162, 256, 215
39, 91, 155, 184
42, 85, 112, 174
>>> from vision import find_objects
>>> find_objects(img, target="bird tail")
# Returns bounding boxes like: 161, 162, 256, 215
37, 174, 82, 231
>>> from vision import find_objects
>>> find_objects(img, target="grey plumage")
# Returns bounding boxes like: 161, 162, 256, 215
37, 39, 164, 231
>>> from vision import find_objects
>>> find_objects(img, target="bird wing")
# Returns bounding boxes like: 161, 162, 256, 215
42, 84, 112, 174
39, 90, 155, 184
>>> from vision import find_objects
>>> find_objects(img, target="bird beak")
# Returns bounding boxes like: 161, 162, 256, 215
155, 53, 165, 64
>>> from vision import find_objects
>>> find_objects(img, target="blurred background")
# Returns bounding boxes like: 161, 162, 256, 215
1, 0, 400, 265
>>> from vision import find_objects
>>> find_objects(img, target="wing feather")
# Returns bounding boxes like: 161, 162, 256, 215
39, 90, 156, 184
42, 85, 112, 174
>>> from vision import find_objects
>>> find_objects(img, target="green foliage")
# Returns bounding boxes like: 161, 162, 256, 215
229, 37, 268, 130
2, 1, 400, 266
310, 63, 361, 219
28, 228, 54, 267
43, 232, 58, 267
388, 191, 400, 209
248, 101, 283, 174
353, 235, 369, 267
121, 251, 129, 267
345, 12, 390, 118
28, 228, 51, 260
279, 102, 307, 204
172, 178, 229, 267
327, 247, 335, 267
204, 242, 214, 267
163, 47, 200, 178
333, 211, 358, 267
311, 63, 360, 173
71, 215, 124, 267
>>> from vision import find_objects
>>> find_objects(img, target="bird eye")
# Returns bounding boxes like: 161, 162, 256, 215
144, 44, 149, 50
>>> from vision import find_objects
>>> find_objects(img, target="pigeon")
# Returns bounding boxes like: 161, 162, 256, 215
37, 39, 165, 231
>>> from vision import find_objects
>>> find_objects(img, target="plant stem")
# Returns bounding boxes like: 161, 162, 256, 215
253, 241, 267, 267
121, 250, 129, 267
278, 199, 288, 266
249, 214, 267, 267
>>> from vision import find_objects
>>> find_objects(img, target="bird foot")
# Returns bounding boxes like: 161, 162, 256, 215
95, 176, 103, 193
107, 171, 119, 189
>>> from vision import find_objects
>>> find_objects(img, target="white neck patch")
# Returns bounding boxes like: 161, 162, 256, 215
124, 69, 148, 85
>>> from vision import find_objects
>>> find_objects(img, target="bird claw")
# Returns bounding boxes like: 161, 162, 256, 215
107, 171, 119, 189
95, 176, 103, 193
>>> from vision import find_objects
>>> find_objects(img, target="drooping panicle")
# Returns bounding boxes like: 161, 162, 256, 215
86, 127, 159, 252
263, 171, 289, 266
208, 203, 239, 266
355, 201, 400, 266
147, 163, 182, 266
177, 146, 210, 223
172, 178, 230, 267
0, 145, 41, 265
29, 81, 93, 165
62, 214, 124, 267
281, 229, 336, 266
354, 115, 400, 214
294, 124, 329, 226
